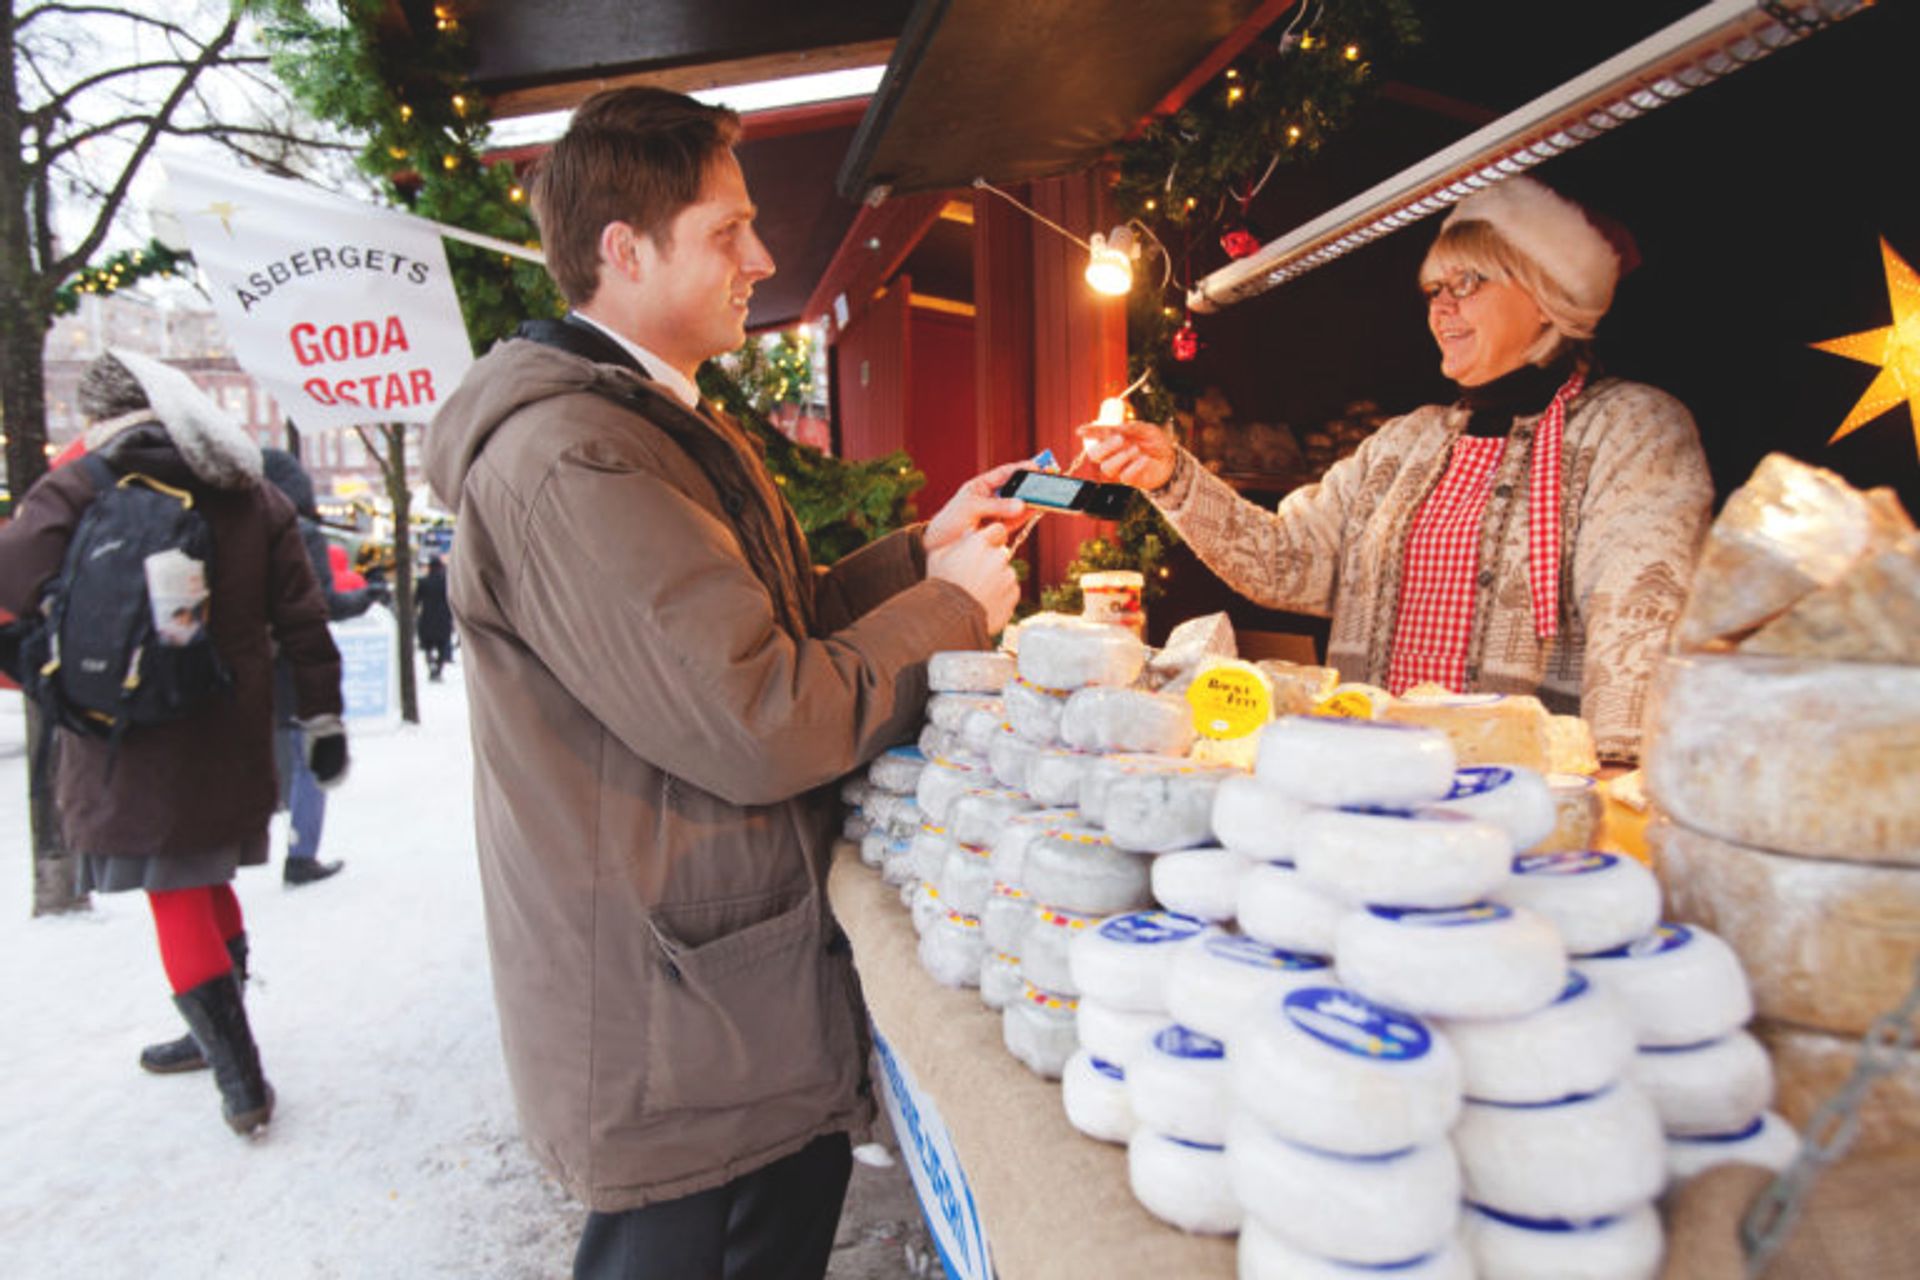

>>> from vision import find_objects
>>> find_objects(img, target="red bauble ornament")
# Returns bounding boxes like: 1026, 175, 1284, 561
1171, 319, 1201, 362
1220, 227, 1261, 259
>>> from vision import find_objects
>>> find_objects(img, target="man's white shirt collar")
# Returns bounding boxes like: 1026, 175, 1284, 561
568, 312, 701, 412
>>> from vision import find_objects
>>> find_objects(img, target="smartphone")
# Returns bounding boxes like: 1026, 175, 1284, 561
997, 469, 1137, 519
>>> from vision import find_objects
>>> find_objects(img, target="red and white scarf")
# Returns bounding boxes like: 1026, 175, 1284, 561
1527, 370, 1584, 640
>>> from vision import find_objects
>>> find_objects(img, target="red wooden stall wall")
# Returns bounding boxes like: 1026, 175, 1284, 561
905, 307, 979, 516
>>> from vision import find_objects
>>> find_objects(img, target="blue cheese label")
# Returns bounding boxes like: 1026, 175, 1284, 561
1588, 922, 1691, 960
1152, 1024, 1226, 1060
1471, 1203, 1622, 1233
1553, 970, 1591, 1005
884, 745, 927, 762
1089, 1056, 1126, 1083
1203, 934, 1330, 973
1368, 904, 1513, 928
1446, 765, 1515, 800
1514, 850, 1617, 876
1671, 1115, 1767, 1144
1095, 910, 1208, 946
1284, 987, 1433, 1062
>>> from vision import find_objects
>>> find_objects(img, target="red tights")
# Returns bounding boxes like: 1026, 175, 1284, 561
147, 883, 245, 994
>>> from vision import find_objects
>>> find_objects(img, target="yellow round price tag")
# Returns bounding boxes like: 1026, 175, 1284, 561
1185, 661, 1273, 740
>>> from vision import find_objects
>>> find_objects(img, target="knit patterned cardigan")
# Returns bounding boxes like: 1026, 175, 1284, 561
1151, 377, 1712, 763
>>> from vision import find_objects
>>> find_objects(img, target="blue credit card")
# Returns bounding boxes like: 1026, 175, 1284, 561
1030, 448, 1058, 471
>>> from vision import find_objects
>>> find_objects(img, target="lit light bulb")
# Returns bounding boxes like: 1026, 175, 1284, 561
1085, 227, 1136, 296
1097, 397, 1127, 426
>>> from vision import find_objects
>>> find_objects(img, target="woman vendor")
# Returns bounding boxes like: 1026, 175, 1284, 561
1079, 176, 1712, 765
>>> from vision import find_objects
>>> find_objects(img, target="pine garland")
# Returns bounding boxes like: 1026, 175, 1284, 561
53, 240, 192, 316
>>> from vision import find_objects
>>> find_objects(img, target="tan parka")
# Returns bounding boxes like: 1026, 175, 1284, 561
424, 329, 986, 1211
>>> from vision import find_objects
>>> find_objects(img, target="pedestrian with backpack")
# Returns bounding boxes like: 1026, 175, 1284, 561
0, 350, 346, 1137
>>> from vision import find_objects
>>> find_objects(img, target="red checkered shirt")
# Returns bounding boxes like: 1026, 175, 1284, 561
1385, 436, 1507, 694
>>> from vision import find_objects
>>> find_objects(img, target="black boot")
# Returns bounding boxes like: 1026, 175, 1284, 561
284, 857, 344, 886
172, 971, 274, 1135
140, 933, 249, 1075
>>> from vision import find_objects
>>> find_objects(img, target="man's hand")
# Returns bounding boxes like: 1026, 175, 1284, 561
924, 462, 1027, 553
1077, 420, 1178, 492
927, 524, 1020, 635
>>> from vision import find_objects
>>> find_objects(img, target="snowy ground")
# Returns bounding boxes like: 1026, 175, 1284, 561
0, 668, 929, 1279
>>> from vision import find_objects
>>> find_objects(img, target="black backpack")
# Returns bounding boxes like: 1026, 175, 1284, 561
23, 454, 233, 742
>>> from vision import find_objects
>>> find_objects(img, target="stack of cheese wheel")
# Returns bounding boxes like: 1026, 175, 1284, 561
978, 807, 1077, 1010
857, 747, 927, 884
1644, 652, 1920, 1158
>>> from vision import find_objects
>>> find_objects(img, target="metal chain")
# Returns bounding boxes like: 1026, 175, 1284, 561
1740, 955, 1920, 1275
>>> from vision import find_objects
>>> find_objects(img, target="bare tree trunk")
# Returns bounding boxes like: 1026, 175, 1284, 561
385, 424, 418, 725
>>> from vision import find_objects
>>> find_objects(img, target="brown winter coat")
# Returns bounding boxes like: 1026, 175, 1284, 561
0, 426, 341, 857
423, 331, 987, 1212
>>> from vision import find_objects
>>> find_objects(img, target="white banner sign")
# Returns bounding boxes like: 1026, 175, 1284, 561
161, 155, 474, 428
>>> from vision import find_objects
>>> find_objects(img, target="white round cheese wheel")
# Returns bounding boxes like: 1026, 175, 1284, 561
1168, 934, 1333, 1046
1104, 768, 1234, 854
909, 823, 954, 883
917, 722, 962, 763
1759, 1019, 1920, 1153
1644, 654, 1920, 864
1440, 970, 1636, 1106
1255, 716, 1456, 809
918, 910, 985, 988
1211, 773, 1308, 861
1075, 998, 1168, 1069
1452, 1084, 1667, 1221
841, 777, 874, 809
1294, 807, 1513, 909
1337, 904, 1567, 1020
1493, 850, 1661, 957
1630, 1031, 1774, 1136
1062, 1050, 1135, 1144
914, 755, 989, 825
1152, 847, 1253, 922
909, 881, 944, 936
1019, 903, 1099, 995
929, 648, 1015, 694
1022, 826, 1153, 916
1462, 1201, 1663, 1280
1225, 1117, 1460, 1266
842, 811, 872, 843
863, 789, 918, 835
987, 725, 1038, 790
948, 786, 1037, 850
1060, 686, 1197, 756
1017, 617, 1147, 691
1665, 1111, 1801, 1183
928, 691, 1001, 734
937, 840, 995, 917
1025, 746, 1102, 807
979, 948, 1023, 1010
1003, 982, 1079, 1079
987, 806, 1078, 888
1069, 910, 1216, 1014
961, 707, 1002, 758
1651, 816, 1920, 1037
881, 840, 918, 889
1078, 753, 1190, 827
1573, 923, 1754, 1048
1127, 1131, 1241, 1235
1238, 860, 1347, 956
981, 881, 1033, 955
859, 829, 894, 870
1539, 774, 1603, 854
1240, 1216, 1473, 1280
868, 744, 928, 795
1437, 765, 1556, 853
1128, 1024, 1234, 1146
1232, 985, 1462, 1155
1005, 678, 1072, 745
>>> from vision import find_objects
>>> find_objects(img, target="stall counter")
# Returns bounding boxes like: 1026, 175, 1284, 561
828, 841, 1235, 1280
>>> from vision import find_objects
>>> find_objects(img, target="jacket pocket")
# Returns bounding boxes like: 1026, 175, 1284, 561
641, 892, 852, 1115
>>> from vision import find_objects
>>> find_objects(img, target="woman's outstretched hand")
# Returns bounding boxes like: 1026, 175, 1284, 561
1076, 420, 1177, 492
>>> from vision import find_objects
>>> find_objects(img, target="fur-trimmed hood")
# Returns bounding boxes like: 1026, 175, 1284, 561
84, 349, 263, 491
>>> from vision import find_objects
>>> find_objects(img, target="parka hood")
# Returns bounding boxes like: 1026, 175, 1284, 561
87, 348, 263, 491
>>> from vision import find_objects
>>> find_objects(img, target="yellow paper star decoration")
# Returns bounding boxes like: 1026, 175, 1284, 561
204, 200, 240, 236
1811, 237, 1920, 459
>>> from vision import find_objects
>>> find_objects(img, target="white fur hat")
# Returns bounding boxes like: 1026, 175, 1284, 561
87, 348, 263, 489
1442, 177, 1620, 315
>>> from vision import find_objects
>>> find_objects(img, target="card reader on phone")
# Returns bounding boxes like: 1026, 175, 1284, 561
997, 469, 1136, 519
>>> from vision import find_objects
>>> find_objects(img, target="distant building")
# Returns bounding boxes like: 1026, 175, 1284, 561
43, 292, 424, 504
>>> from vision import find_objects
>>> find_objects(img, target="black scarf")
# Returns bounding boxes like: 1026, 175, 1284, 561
1459, 353, 1579, 438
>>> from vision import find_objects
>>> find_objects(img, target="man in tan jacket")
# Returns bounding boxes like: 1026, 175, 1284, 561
423, 88, 1021, 1279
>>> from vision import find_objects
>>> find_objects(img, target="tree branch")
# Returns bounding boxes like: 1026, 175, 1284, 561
17, 4, 201, 45
48, 11, 243, 281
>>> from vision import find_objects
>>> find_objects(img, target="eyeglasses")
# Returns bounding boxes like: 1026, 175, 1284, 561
1420, 270, 1488, 303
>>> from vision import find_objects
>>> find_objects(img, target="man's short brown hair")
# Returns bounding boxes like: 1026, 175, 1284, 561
530, 87, 742, 306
